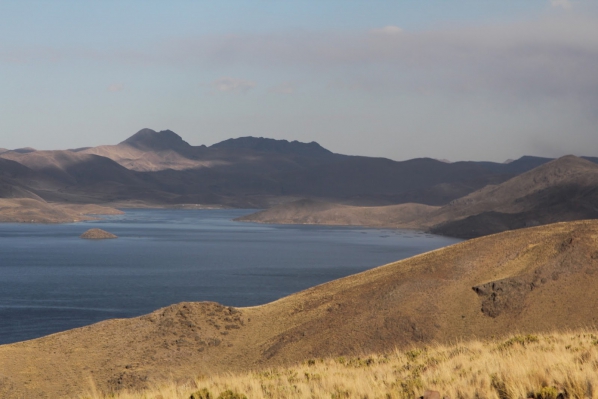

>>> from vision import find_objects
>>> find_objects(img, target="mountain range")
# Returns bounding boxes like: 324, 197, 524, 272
2, 128, 597, 237
239, 155, 598, 237
0, 128, 579, 209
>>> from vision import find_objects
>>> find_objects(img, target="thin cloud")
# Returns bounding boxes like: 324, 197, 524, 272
107, 83, 124, 92
268, 82, 295, 94
4, 14, 598, 108
551, 0, 572, 10
370, 25, 403, 35
211, 77, 256, 93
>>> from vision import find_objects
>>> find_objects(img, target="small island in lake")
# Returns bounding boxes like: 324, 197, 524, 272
80, 228, 118, 240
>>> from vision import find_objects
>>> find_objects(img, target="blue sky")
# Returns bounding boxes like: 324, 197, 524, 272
1, 0, 596, 161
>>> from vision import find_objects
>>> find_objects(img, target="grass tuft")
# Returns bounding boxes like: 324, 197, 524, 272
83, 329, 598, 399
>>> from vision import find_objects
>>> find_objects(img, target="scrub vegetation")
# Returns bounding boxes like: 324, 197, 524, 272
85, 330, 598, 399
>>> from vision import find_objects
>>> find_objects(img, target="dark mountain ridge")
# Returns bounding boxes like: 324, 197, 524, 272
120, 128, 193, 152
2, 128, 597, 209
210, 136, 334, 157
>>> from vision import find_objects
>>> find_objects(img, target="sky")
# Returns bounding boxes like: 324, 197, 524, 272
0, 0, 597, 162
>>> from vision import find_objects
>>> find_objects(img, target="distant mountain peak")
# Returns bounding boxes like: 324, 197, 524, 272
11, 147, 37, 154
120, 128, 191, 151
210, 136, 333, 156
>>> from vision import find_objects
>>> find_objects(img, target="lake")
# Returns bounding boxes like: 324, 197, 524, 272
0, 209, 461, 345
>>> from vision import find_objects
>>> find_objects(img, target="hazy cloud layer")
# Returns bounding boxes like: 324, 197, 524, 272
3, 14, 596, 106
210, 77, 256, 93
1, 7, 597, 161
268, 82, 295, 94
551, 0, 572, 10
369, 25, 403, 35
166, 16, 598, 105
107, 83, 124, 92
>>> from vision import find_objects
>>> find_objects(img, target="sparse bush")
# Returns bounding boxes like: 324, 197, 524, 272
497, 334, 540, 350
190, 388, 212, 399
90, 330, 598, 399
216, 389, 247, 399
532, 386, 559, 399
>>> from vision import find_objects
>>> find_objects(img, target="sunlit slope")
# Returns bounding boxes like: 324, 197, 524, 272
241, 156, 598, 238
236, 198, 438, 228
427, 155, 598, 237
92, 330, 598, 399
1, 220, 598, 397
0, 198, 122, 223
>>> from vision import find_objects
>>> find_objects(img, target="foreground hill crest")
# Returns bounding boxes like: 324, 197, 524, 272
1, 220, 598, 397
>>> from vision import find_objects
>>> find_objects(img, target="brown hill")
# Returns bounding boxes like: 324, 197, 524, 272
120, 128, 192, 152
2, 129, 576, 208
1, 220, 598, 397
0, 198, 123, 223
0, 150, 141, 185
80, 130, 340, 173
237, 198, 437, 228
0, 149, 175, 204
74, 129, 560, 206
80, 129, 209, 172
243, 156, 598, 238
427, 155, 598, 237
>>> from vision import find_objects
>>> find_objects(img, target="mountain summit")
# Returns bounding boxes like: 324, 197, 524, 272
120, 128, 191, 152
210, 136, 333, 156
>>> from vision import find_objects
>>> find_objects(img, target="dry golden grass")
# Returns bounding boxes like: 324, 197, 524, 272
85, 329, 598, 399
4, 220, 598, 399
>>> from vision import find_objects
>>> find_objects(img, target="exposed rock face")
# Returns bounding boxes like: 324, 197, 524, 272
472, 277, 529, 318
80, 228, 118, 239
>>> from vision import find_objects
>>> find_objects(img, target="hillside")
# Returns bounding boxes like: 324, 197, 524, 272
2, 220, 598, 397
0, 148, 175, 204
427, 155, 598, 237
242, 155, 598, 238
79, 129, 342, 173
0, 198, 123, 223
237, 198, 437, 228
4, 128, 566, 208
91, 330, 598, 399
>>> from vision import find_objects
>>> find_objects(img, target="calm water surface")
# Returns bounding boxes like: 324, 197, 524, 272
0, 209, 461, 344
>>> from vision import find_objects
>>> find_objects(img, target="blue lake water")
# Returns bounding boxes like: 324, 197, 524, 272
0, 209, 461, 345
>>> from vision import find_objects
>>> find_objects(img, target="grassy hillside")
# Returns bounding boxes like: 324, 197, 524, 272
2, 220, 598, 398
86, 330, 598, 399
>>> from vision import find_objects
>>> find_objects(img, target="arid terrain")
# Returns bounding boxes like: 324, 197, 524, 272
2, 129, 597, 234
2, 220, 598, 398
88, 330, 598, 399
0, 128, 568, 210
236, 198, 438, 228
241, 155, 598, 238
0, 198, 123, 223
